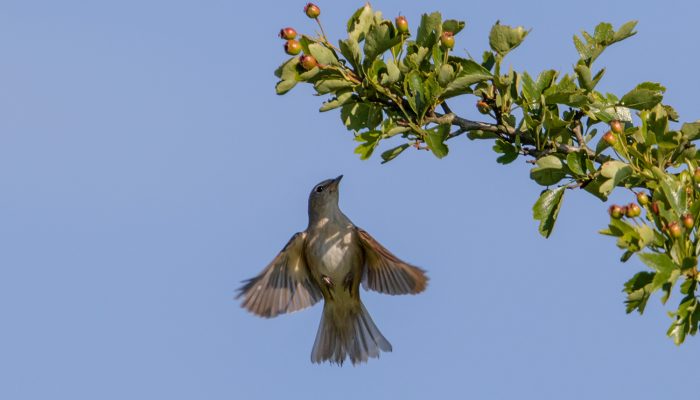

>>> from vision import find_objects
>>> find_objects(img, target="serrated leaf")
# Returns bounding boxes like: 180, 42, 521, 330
340, 103, 382, 131
613, 20, 638, 42
493, 139, 518, 164
620, 82, 665, 110
416, 12, 442, 48
353, 130, 382, 160
363, 22, 401, 65
380, 143, 410, 163
652, 167, 685, 215
275, 79, 297, 95
532, 186, 565, 238
442, 57, 492, 99
681, 122, 700, 141
380, 60, 401, 84
347, 4, 375, 42
339, 38, 361, 71
424, 124, 449, 158
319, 90, 355, 112
442, 19, 465, 35
489, 22, 529, 57
623, 271, 655, 314
308, 43, 339, 66
314, 79, 354, 94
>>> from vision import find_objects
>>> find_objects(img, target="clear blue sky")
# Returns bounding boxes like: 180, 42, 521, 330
1, 1, 698, 399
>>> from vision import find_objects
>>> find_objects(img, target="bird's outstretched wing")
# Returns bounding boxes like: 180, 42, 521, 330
237, 232, 322, 318
357, 228, 428, 295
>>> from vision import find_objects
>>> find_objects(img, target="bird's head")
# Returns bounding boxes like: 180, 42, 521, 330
308, 175, 343, 220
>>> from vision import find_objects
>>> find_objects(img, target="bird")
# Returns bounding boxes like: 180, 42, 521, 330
236, 175, 428, 365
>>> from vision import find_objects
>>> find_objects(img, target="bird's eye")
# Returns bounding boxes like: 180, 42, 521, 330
315, 186, 325, 193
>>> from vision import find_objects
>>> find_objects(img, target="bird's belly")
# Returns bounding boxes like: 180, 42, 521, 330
310, 231, 359, 281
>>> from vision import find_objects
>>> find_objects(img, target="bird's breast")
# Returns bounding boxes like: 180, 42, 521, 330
306, 224, 361, 281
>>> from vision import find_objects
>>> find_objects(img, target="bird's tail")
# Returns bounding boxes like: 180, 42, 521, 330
311, 301, 392, 365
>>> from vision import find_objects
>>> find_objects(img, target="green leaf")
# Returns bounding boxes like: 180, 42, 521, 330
623, 271, 655, 314
652, 167, 686, 215
638, 253, 677, 292
314, 79, 354, 94
530, 155, 566, 186
667, 291, 700, 345
347, 4, 375, 42
489, 22, 529, 57
681, 122, 700, 141
442, 19, 465, 36
424, 124, 449, 158
363, 21, 401, 65
380, 143, 410, 163
319, 90, 355, 112
620, 82, 665, 110
574, 64, 593, 91
613, 20, 638, 42
566, 152, 585, 176
437, 64, 455, 86
275, 79, 297, 95
493, 139, 518, 164
598, 160, 632, 196
354, 130, 382, 160
339, 39, 361, 71
532, 186, 565, 238
340, 103, 382, 131
416, 12, 442, 48
380, 60, 401, 85
308, 43, 339, 66
442, 57, 492, 99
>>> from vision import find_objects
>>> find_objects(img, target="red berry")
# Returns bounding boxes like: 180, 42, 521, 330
668, 221, 682, 238
682, 214, 694, 229
610, 120, 623, 134
609, 205, 623, 219
602, 131, 616, 145
395, 16, 409, 34
626, 203, 641, 218
440, 31, 455, 49
651, 201, 660, 215
476, 100, 490, 114
636, 192, 649, 206
694, 167, 700, 181
304, 3, 320, 18
279, 27, 297, 40
284, 40, 302, 55
299, 54, 318, 70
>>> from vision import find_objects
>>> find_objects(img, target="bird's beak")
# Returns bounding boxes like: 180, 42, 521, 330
328, 175, 343, 191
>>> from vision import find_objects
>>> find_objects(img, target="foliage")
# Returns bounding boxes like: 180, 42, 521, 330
274, 3, 700, 345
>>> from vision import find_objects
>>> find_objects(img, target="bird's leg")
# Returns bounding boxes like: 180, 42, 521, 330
322, 275, 334, 288
343, 272, 354, 292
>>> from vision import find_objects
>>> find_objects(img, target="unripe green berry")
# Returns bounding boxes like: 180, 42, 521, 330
636, 192, 650, 206
304, 3, 320, 18
395, 16, 409, 34
440, 31, 455, 49
284, 40, 302, 55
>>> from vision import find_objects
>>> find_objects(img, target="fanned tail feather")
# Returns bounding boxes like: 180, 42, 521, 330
311, 301, 391, 365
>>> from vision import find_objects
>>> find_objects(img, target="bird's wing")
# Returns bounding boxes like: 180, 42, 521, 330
357, 228, 428, 295
236, 232, 322, 318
